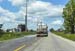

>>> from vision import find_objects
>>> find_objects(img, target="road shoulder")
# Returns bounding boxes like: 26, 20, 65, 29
51, 33, 75, 47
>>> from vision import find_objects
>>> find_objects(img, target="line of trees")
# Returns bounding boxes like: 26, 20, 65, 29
0, 24, 4, 37
63, 0, 75, 34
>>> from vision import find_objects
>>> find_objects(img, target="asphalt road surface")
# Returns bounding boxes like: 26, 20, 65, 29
24, 33, 75, 51
0, 33, 75, 51
0, 35, 40, 51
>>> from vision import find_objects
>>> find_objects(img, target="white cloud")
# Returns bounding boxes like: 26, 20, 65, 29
0, 16, 10, 24
8, 0, 25, 6
19, 1, 64, 23
0, 0, 64, 29
51, 20, 63, 25
0, 7, 18, 26
8, 0, 36, 6
9, 0, 64, 17
28, 1, 64, 17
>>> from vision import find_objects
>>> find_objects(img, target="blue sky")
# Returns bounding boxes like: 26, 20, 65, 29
0, 0, 19, 12
42, 0, 68, 5
0, 0, 69, 30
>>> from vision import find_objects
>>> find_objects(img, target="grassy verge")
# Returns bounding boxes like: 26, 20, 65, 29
52, 31, 75, 41
0, 31, 36, 41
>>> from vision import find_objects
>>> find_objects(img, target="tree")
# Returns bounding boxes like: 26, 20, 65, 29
50, 28, 55, 32
63, 0, 75, 34
30, 29, 34, 32
0, 24, 4, 37
0, 24, 3, 29
18, 24, 26, 32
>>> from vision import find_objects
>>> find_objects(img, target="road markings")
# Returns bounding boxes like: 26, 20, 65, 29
14, 45, 26, 51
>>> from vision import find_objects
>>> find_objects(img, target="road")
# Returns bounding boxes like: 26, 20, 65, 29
0, 33, 75, 51
24, 33, 75, 51
0, 35, 40, 51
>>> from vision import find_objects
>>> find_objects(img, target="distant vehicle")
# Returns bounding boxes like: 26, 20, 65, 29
37, 24, 48, 37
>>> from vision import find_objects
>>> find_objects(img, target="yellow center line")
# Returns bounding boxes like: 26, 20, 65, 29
14, 45, 26, 51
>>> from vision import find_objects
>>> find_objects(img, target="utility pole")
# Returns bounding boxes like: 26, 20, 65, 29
25, 0, 28, 31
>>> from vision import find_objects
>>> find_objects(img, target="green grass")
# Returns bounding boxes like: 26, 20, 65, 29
0, 31, 36, 41
52, 31, 75, 41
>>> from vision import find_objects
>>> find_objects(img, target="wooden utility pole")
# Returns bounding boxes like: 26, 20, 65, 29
25, 0, 28, 31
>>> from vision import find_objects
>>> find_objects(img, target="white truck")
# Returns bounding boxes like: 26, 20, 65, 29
37, 24, 48, 37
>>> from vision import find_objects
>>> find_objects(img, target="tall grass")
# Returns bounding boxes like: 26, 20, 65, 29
53, 31, 75, 41
0, 32, 36, 41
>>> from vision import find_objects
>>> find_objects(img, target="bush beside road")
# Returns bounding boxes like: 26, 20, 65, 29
52, 31, 75, 41
0, 31, 36, 41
